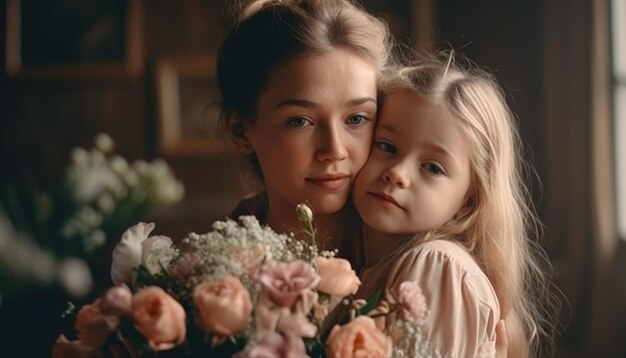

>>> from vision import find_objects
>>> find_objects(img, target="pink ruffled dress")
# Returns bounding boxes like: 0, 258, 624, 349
357, 239, 501, 358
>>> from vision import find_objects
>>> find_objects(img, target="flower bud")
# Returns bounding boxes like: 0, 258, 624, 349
296, 203, 313, 223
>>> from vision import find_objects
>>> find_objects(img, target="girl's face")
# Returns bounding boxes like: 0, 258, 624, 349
353, 90, 473, 235
244, 49, 377, 216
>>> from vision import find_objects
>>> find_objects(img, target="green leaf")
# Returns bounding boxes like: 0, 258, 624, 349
357, 289, 382, 316
304, 337, 327, 358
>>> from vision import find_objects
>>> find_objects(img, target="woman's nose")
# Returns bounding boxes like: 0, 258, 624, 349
316, 124, 348, 162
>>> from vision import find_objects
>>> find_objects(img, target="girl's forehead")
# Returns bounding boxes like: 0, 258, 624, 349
379, 92, 465, 142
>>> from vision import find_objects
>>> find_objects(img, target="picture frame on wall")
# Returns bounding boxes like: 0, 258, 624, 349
155, 54, 224, 156
5, 0, 143, 79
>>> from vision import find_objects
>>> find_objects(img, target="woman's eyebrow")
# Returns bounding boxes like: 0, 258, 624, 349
276, 97, 376, 109
276, 99, 317, 108
347, 97, 377, 106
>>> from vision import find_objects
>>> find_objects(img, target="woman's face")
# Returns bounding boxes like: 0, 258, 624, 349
244, 49, 377, 217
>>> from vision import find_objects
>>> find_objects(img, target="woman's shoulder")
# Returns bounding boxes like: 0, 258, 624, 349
229, 191, 268, 221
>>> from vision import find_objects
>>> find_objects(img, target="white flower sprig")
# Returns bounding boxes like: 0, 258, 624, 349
62, 133, 184, 253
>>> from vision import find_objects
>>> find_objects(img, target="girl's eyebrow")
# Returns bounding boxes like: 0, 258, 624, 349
276, 97, 376, 108
378, 123, 460, 164
422, 142, 459, 166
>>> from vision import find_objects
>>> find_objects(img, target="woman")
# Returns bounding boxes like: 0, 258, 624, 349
217, 0, 392, 265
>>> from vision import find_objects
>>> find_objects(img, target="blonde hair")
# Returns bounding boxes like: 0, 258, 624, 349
380, 52, 558, 357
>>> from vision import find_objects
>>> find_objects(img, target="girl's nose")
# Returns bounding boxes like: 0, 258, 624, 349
383, 164, 410, 188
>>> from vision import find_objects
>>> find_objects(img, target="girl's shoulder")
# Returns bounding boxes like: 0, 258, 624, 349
389, 239, 500, 357
398, 239, 485, 277
390, 239, 497, 308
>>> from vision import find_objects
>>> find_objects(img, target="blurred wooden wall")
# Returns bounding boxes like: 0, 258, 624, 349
0, 0, 622, 356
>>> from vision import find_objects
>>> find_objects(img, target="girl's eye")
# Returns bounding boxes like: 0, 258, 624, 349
346, 115, 368, 126
287, 117, 312, 128
376, 141, 397, 154
423, 163, 445, 176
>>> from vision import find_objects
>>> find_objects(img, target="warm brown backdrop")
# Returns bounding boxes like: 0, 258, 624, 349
0, 0, 621, 356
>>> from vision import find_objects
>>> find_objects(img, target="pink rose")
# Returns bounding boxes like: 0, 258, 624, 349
255, 296, 281, 333
131, 286, 186, 351
193, 276, 252, 336
315, 257, 361, 297
394, 281, 427, 324
259, 260, 320, 307
326, 316, 392, 358
171, 252, 200, 282
235, 332, 308, 358
277, 309, 318, 338
74, 299, 120, 349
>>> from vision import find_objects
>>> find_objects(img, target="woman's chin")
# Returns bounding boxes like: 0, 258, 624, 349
300, 196, 348, 216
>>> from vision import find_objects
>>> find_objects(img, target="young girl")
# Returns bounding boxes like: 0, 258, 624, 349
351, 54, 556, 357
216, 0, 392, 264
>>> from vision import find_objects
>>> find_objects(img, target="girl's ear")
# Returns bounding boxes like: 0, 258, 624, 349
227, 112, 254, 154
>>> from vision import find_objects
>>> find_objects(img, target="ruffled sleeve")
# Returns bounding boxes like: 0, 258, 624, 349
387, 240, 500, 358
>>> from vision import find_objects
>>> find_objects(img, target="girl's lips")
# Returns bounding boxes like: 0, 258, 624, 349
306, 174, 350, 190
367, 191, 405, 210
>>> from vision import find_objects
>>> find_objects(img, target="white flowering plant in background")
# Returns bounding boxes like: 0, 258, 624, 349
53, 204, 440, 358
0, 133, 184, 300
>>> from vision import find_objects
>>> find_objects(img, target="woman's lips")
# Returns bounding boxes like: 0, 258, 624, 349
367, 191, 405, 210
306, 174, 350, 190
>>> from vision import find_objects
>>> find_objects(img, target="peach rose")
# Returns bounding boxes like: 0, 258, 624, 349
100, 285, 132, 316
193, 276, 252, 336
326, 316, 392, 358
52, 335, 95, 358
74, 299, 120, 349
315, 257, 361, 297
131, 286, 186, 351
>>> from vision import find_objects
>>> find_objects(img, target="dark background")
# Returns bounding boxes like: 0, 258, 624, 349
0, 0, 621, 356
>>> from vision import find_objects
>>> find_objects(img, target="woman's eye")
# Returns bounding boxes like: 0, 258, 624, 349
346, 115, 367, 126
376, 141, 397, 154
423, 163, 444, 176
287, 117, 312, 128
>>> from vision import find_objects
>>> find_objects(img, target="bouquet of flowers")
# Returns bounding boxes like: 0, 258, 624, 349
0, 133, 184, 299
52, 204, 439, 357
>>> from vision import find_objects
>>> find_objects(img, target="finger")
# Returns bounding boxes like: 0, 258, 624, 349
495, 319, 508, 358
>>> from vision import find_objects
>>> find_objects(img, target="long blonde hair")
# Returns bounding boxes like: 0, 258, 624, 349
380, 52, 558, 357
